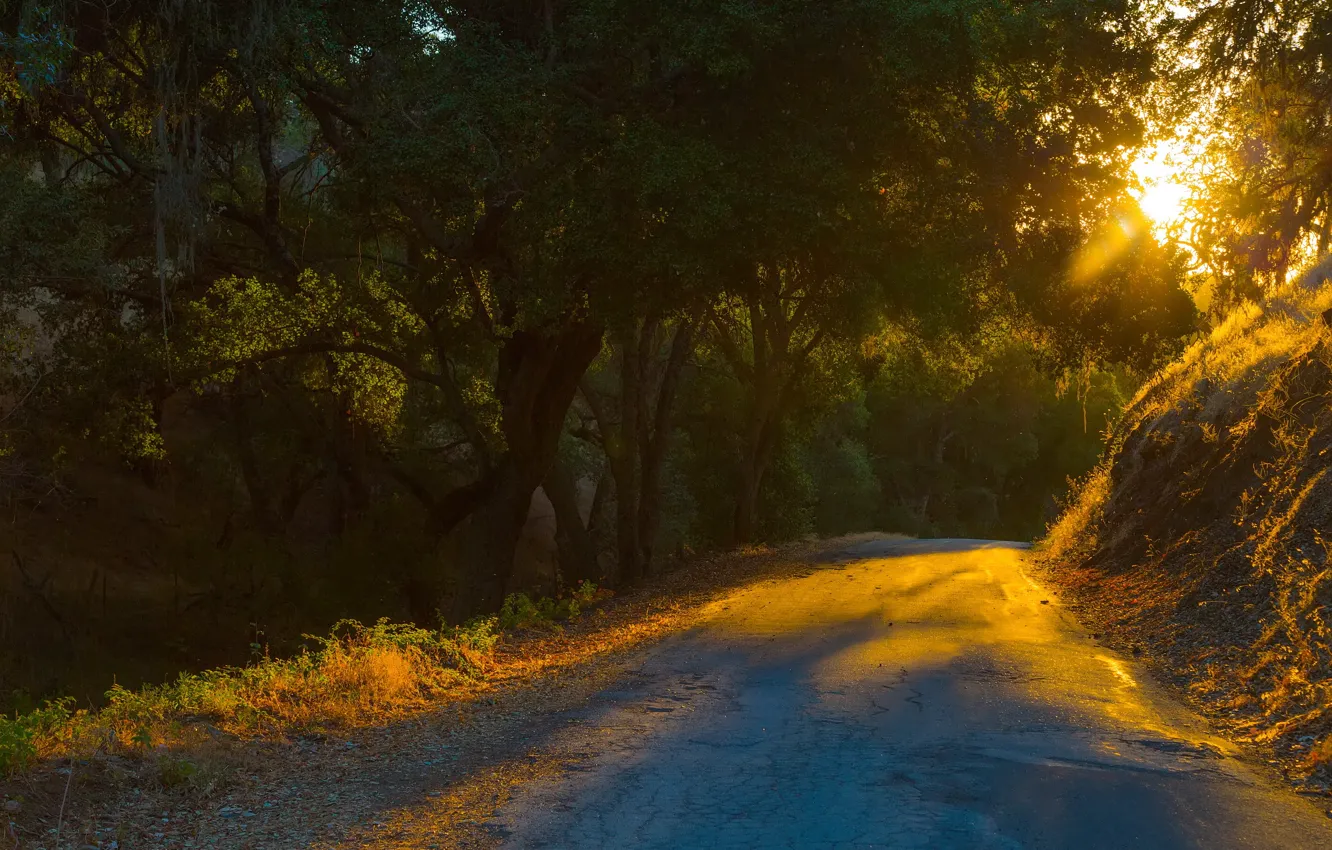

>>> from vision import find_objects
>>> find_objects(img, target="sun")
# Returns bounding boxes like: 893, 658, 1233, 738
1130, 140, 1191, 233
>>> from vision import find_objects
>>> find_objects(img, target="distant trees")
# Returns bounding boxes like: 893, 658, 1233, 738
1, 0, 1194, 619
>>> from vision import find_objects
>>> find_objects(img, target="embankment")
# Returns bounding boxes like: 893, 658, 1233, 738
1040, 262, 1332, 784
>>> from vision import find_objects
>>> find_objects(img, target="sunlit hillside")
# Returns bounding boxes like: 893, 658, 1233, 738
1043, 254, 1332, 779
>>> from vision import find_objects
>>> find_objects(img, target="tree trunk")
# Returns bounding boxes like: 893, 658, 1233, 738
545, 456, 600, 586
611, 325, 643, 584
587, 469, 611, 539
329, 409, 372, 530
734, 464, 762, 545
636, 320, 693, 571
732, 379, 781, 545
450, 321, 603, 618
229, 385, 282, 535
577, 317, 694, 582
452, 463, 535, 620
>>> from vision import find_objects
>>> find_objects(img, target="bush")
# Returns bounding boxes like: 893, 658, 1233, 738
0, 714, 36, 776
0, 615, 507, 777
0, 698, 74, 776
498, 583, 604, 631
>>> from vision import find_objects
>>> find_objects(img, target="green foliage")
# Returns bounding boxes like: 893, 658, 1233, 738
100, 396, 168, 462
312, 618, 501, 671
0, 698, 73, 776
3, 5, 72, 78
0, 715, 36, 776
755, 439, 817, 543
498, 582, 601, 631
866, 326, 1135, 539
808, 426, 884, 538
1153, 2, 1332, 307
155, 753, 200, 789
1016, 210, 1200, 372
189, 272, 422, 434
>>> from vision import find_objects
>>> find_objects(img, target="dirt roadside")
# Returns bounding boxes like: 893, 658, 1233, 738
3, 536, 881, 849
1029, 552, 1332, 805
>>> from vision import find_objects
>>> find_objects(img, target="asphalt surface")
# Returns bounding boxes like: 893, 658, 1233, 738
493, 538, 1332, 849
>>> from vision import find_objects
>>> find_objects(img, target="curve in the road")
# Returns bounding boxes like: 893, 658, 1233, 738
492, 538, 1332, 849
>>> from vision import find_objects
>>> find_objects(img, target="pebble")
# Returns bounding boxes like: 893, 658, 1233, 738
3, 799, 20, 813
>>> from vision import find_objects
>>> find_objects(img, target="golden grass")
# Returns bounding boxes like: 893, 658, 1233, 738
0, 618, 500, 776
1040, 463, 1112, 566
1039, 255, 1332, 783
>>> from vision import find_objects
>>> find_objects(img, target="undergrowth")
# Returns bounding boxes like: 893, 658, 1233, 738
0, 585, 606, 778
499, 580, 607, 631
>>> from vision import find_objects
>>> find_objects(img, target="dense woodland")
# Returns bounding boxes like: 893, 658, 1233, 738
0, 0, 1323, 710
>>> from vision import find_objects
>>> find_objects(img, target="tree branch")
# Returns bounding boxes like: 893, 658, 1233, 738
706, 306, 754, 383
241, 341, 449, 391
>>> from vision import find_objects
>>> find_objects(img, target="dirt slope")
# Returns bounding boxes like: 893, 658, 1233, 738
1040, 263, 1332, 787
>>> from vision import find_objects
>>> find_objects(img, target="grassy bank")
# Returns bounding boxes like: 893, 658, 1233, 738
1039, 264, 1332, 785
0, 580, 621, 778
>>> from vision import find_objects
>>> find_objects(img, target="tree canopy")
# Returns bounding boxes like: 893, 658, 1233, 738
1, 0, 1198, 642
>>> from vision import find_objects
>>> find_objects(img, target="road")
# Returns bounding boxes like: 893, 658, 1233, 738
491, 538, 1332, 849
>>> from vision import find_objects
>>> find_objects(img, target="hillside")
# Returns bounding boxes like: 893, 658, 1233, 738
1041, 257, 1332, 785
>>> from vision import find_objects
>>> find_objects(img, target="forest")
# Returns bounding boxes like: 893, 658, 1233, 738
0, 0, 1320, 722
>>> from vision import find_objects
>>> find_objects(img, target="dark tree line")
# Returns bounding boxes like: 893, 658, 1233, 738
0, 0, 1195, 630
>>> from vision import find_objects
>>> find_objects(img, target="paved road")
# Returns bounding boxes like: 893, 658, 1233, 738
493, 538, 1332, 849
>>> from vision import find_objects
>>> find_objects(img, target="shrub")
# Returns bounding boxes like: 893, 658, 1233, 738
498, 583, 606, 631
0, 698, 75, 776
0, 614, 510, 777
0, 596, 619, 777
0, 714, 35, 776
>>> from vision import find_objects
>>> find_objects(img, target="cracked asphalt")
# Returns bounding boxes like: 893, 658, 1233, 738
492, 538, 1332, 849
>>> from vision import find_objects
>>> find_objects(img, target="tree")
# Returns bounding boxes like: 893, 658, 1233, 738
575, 315, 696, 583
688, 0, 1170, 543
1, 0, 1183, 616
1168, 1, 1332, 305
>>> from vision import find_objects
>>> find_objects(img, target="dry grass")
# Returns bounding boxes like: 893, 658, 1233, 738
1037, 257, 1332, 785
0, 618, 501, 777
1041, 463, 1112, 567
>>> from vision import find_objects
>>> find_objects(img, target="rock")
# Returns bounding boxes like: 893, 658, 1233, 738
3, 798, 20, 813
